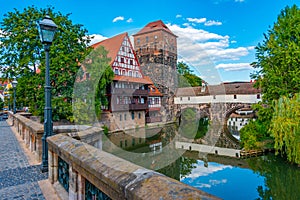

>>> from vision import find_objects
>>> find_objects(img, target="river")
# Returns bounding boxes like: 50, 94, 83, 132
102, 122, 300, 200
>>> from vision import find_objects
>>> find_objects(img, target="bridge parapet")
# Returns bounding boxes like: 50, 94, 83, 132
47, 133, 220, 200
7, 112, 91, 162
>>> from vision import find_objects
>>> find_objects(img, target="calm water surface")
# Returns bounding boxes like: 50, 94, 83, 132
102, 122, 300, 200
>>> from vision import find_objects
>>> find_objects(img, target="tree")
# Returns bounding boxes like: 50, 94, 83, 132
0, 6, 92, 121
177, 62, 202, 87
0, 98, 3, 111
72, 46, 114, 124
269, 94, 300, 164
241, 5, 300, 163
251, 5, 300, 103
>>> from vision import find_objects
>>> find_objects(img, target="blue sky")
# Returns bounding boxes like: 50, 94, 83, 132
1, 0, 299, 84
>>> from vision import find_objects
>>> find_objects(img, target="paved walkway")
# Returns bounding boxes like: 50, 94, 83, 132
0, 121, 47, 200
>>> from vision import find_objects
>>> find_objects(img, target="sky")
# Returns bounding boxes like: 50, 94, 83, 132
1, 0, 299, 84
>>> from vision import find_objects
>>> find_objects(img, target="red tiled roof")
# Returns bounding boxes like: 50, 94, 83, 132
143, 76, 162, 96
113, 75, 152, 85
133, 20, 177, 37
91, 33, 127, 66
176, 82, 261, 96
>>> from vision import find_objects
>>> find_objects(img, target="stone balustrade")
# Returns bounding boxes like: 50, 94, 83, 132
8, 112, 44, 162
8, 112, 91, 163
47, 133, 220, 200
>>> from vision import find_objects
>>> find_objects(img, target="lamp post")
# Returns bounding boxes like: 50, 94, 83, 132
12, 78, 18, 114
38, 15, 57, 172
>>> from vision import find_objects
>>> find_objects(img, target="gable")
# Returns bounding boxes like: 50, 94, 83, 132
111, 35, 143, 78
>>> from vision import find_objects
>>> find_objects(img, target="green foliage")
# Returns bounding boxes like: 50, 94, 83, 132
179, 157, 197, 179
180, 108, 208, 139
102, 125, 109, 135
177, 62, 202, 87
251, 5, 300, 103
72, 46, 113, 124
0, 98, 3, 110
195, 118, 209, 139
0, 6, 92, 121
247, 154, 300, 199
242, 6, 300, 164
270, 94, 300, 164
240, 120, 270, 150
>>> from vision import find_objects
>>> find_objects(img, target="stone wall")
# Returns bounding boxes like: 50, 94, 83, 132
47, 133, 220, 200
8, 112, 44, 162
8, 112, 91, 162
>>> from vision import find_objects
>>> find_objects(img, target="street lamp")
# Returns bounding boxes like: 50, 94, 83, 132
38, 15, 58, 172
12, 78, 18, 114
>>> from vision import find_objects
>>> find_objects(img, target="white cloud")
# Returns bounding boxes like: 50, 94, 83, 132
112, 16, 124, 23
247, 46, 255, 50
204, 20, 222, 26
231, 40, 237, 44
195, 183, 212, 188
215, 63, 252, 71
209, 179, 227, 185
88, 34, 107, 45
176, 14, 182, 18
166, 23, 253, 83
126, 18, 133, 23
187, 17, 207, 24
235, 0, 245, 2
182, 161, 232, 180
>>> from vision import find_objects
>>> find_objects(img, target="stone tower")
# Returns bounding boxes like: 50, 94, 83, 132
133, 20, 178, 121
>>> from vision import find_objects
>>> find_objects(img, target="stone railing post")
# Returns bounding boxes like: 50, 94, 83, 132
69, 166, 78, 200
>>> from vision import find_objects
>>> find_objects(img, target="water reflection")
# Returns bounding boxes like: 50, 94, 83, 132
98, 121, 300, 200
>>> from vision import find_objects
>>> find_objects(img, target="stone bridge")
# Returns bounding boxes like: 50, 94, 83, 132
175, 102, 253, 149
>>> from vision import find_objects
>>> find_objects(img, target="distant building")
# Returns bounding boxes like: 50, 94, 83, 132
146, 81, 163, 123
175, 82, 262, 104
91, 32, 165, 130
227, 108, 256, 140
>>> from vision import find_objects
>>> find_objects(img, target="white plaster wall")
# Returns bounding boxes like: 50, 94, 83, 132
175, 94, 261, 104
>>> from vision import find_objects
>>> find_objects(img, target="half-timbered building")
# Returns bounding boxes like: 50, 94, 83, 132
92, 33, 152, 130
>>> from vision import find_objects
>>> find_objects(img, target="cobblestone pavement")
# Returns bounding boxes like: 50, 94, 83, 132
0, 121, 47, 200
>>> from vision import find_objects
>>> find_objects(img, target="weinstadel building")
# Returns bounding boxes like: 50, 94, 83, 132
92, 32, 160, 130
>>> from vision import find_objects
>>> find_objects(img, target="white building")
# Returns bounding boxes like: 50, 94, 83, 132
175, 82, 262, 104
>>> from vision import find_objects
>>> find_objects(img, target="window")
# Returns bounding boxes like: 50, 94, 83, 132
234, 94, 237, 99
131, 112, 134, 120
129, 71, 132, 77
120, 141, 123, 148
257, 94, 261, 99
146, 36, 149, 42
188, 97, 190, 101
138, 113, 141, 119
141, 98, 145, 104
130, 59, 133, 65
213, 95, 216, 99
132, 138, 135, 146
120, 114, 122, 121
125, 140, 127, 147
180, 97, 182, 101
121, 57, 124, 63
122, 46, 125, 52
137, 38, 140, 44
124, 114, 127, 120
114, 68, 119, 75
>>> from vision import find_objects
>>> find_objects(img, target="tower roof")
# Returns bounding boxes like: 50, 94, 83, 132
133, 20, 177, 37
91, 32, 127, 66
